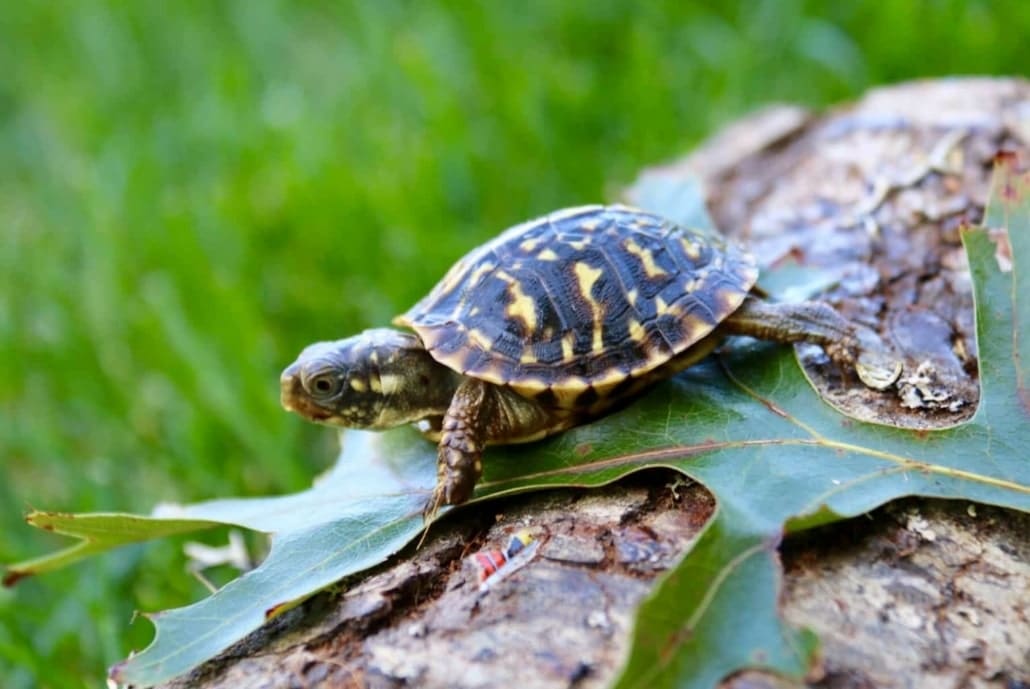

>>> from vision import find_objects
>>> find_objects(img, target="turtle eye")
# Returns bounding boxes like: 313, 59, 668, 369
305, 372, 342, 399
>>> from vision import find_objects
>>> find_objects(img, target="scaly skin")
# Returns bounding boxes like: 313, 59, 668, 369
280, 329, 559, 518
435, 378, 488, 507
721, 296, 901, 390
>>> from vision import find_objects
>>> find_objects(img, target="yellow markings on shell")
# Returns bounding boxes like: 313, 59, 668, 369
626, 288, 638, 306
625, 239, 667, 278
537, 248, 559, 261
519, 237, 541, 253
368, 374, 383, 393
655, 296, 669, 314
718, 285, 749, 315
628, 319, 646, 343
467, 328, 494, 352
567, 239, 589, 251
513, 376, 550, 393
449, 261, 496, 319
573, 262, 606, 353
436, 258, 472, 297
470, 361, 511, 386
680, 314, 714, 345
574, 262, 603, 299
349, 377, 367, 392
680, 237, 702, 260
579, 217, 601, 231
506, 279, 538, 333
589, 364, 626, 391
519, 349, 538, 364
561, 331, 576, 360
553, 377, 591, 406
465, 261, 496, 289
452, 262, 498, 319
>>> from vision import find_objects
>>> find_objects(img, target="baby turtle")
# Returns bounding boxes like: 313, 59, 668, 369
281, 205, 900, 513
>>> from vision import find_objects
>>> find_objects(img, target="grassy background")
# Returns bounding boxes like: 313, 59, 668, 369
1, 2, 1026, 686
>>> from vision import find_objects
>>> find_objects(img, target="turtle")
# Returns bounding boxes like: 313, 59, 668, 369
280, 205, 900, 513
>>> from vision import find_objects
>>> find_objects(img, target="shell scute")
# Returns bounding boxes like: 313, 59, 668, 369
400, 205, 758, 397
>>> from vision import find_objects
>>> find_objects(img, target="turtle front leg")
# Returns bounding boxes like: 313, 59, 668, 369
428, 377, 491, 517
425, 377, 555, 521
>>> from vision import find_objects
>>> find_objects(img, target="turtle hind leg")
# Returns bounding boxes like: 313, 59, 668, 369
723, 296, 902, 390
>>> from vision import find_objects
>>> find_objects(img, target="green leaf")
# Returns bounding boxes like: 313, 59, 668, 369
7, 431, 438, 683
2, 514, 221, 586
109, 430, 436, 685
606, 160, 1030, 689
10, 164, 1028, 688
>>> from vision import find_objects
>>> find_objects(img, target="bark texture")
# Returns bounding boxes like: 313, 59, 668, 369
164, 77, 1030, 689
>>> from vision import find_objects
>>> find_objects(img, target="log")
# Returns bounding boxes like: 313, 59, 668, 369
162, 77, 1030, 689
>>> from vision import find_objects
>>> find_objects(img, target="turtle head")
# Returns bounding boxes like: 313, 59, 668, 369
280, 328, 457, 429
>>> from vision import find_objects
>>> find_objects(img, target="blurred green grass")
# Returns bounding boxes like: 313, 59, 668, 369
1, 1, 1027, 686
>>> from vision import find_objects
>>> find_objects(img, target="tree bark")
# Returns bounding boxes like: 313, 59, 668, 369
163, 77, 1030, 689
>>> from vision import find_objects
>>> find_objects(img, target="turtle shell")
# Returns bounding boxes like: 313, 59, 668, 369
395, 205, 758, 398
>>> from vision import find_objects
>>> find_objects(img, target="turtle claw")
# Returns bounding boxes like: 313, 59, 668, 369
856, 349, 904, 390
421, 487, 446, 524
852, 327, 903, 391
416, 487, 447, 549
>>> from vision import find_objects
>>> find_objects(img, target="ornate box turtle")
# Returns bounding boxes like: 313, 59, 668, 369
281, 205, 899, 513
